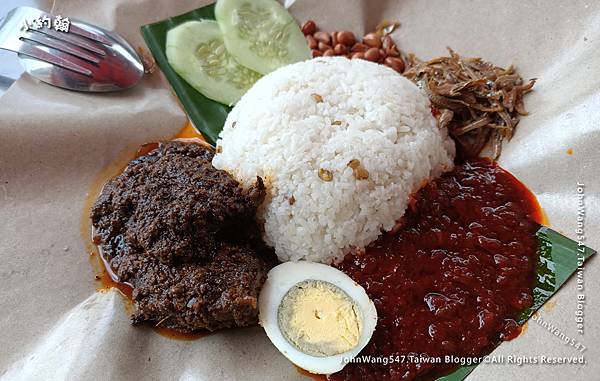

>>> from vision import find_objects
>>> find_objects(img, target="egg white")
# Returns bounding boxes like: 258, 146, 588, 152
258, 261, 378, 374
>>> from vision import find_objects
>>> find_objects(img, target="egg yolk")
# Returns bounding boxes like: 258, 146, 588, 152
277, 280, 362, 357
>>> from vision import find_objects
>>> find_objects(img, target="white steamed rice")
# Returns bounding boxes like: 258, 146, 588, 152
212, 57, 455, 264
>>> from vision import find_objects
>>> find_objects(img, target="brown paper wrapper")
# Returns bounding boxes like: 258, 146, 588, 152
0, 1, 598, 380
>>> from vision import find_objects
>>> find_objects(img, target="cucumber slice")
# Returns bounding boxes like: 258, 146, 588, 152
215, 0, 311, 74
166, 20, 261, 106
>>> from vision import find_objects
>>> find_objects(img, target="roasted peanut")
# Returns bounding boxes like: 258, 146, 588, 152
313, 31, 331, 45
331, 31, 339, 46
301, 20, 317, 35
351, 42, 369, 52
303, 21, 403, 66
362, 32, 382, 48
334, 43, 348, 55
337, 31, 356, 46
384, 56, 405, 73
318, 42, 332, 51
364, 47, 380, 62
306, 35, 318, 49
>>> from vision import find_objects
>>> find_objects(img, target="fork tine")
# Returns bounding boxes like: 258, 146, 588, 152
18, 43, 92, 76
69, 22, 112, 46
34, 27, 106, 56
22, 30, 101, 64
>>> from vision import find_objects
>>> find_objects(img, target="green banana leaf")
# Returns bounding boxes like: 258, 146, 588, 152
141, 3, 227, 145
141, 4, 596, 380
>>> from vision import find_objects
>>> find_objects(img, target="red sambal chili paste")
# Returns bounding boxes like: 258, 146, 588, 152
332, 158, 542, 381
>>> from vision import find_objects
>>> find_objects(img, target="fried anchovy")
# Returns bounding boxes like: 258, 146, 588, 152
403, 47, 536, 160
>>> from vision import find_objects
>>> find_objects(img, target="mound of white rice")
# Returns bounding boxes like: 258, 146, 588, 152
212, 57, 455, 264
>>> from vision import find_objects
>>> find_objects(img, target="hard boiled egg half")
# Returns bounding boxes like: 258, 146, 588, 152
258, 262, 378, 374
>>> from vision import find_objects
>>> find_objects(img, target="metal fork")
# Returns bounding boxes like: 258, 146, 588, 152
0, 6, 144, 92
